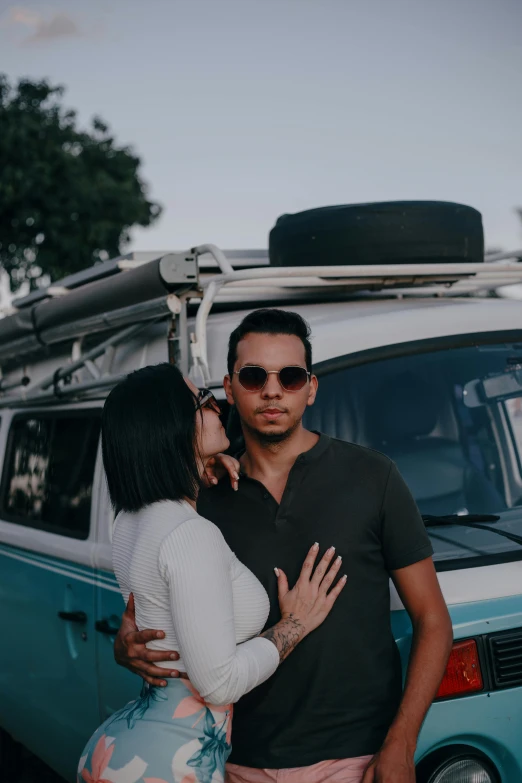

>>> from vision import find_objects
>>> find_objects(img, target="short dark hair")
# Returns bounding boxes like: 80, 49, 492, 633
102, 363, 200, 512
227, 309, 312, 375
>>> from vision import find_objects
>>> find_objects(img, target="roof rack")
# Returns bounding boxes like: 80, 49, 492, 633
2, 246, 522, 406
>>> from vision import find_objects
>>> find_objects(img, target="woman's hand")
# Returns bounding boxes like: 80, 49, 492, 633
203, 453, 240, 491
277, 543, 346, 637
260, 544, 346, 663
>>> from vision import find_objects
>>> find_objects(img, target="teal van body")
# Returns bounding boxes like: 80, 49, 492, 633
2, 541, 522, 782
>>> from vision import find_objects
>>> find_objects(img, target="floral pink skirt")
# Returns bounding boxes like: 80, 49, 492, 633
78, 678, 232, 783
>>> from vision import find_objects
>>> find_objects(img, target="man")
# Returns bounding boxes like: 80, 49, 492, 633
115, 308, 453, 783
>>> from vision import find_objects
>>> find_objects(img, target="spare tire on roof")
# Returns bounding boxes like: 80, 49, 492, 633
269, 201, 484, 267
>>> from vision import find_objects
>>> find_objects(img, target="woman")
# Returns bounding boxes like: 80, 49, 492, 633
78, 363, 345, 783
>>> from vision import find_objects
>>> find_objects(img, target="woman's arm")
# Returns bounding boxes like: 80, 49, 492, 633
159, 518, 279, 706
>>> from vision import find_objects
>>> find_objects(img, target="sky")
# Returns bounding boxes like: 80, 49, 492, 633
1, 0, 522, 254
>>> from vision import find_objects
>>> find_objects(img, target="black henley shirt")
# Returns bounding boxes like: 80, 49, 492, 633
197, 434, 433, 769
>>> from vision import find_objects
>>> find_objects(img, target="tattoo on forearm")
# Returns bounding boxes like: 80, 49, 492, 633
260, 614, 304, 662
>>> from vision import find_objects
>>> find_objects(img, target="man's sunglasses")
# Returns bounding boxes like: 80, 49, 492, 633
234, 366, 311, 392
195, 388, 221, 415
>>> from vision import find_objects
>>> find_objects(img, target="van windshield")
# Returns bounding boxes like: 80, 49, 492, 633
304, 339, 522, 569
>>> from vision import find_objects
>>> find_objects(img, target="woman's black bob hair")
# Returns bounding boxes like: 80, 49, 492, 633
102, 363, 200, 512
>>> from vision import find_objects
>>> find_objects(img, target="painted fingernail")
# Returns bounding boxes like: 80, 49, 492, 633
212, 477, 218, 485
161, 681, 167, 687
170, 671, 178, 677
274, 567, 280, 576
336, 556, 342, 564
234, 472, 239, 480
328, 546, 336, 554
170, 653, 178, 660
342, 574, 347, 580
156, 632, 164, 639
313, 542, 319, 550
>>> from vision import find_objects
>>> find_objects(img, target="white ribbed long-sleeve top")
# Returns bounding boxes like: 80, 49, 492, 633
112, 499, 279, 706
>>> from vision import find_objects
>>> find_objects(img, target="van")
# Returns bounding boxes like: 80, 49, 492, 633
1, 202, 522, 782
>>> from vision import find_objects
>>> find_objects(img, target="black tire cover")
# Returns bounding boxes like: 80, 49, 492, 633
269, 201, 484, 266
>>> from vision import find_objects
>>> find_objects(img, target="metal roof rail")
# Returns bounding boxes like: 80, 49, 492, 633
192, 244, 234, 275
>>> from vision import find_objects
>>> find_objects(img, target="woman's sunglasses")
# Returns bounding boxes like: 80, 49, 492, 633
195, 388, 221, 415
234, 365, 311, 392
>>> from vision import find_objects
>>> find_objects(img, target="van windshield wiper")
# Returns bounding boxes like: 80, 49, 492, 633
423, 514, 500, 525
423, 513, 522, 547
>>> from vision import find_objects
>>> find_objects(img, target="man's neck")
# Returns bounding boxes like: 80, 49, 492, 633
241, 425, 319, 486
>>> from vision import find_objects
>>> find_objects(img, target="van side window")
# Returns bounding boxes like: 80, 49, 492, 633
1, 412, 101, 539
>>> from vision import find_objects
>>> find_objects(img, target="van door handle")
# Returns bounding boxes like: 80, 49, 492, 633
58, 610, 87, 623
95, 619, 119, 636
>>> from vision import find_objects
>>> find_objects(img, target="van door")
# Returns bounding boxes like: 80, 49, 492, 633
92, 454, 140, 721
0, 407, 102, 783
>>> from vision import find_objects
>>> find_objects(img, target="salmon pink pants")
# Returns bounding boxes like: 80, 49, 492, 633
226, 755, 373, 782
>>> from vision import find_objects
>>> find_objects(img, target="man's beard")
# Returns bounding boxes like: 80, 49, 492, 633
243, 416, 302, 446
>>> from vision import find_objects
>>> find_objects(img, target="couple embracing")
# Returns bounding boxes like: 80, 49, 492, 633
79, 308, 452, 783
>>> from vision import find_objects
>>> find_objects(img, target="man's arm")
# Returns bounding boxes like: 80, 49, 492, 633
363, 557, 453, 783
114, 593, 182, 687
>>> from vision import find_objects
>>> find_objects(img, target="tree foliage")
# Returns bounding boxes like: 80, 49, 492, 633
0, 74, 162, 289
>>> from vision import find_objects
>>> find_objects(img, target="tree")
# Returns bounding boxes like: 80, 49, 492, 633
0, 74, 162, 290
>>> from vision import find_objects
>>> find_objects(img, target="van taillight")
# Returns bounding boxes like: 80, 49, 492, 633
436, 639, 483, 699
